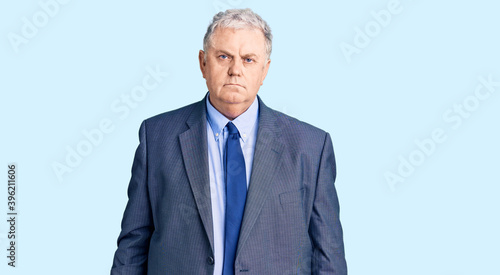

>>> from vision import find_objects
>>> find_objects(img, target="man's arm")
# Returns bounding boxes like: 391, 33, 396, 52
309, 132, 347, 274
111, 121, 154, 275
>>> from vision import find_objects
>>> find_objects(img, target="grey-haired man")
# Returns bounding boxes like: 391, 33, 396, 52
111, 8, 347, 275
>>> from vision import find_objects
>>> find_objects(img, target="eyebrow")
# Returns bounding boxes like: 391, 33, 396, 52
242, 53, 258, 59
214, 50, 232, 56
214, 50, 259, 59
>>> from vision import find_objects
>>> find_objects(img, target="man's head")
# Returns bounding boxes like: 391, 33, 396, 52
199, 9, 272, 120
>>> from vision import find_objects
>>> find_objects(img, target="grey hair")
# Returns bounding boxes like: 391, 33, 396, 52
203, 8, 273, 60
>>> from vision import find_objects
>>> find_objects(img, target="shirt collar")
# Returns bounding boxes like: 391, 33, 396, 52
206, 92, 259, 143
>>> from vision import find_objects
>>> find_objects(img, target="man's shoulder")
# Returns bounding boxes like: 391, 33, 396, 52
264, 104, 329, 139
149, 100, 201, 122
261, 104, 332, 155
142, 99, 203, 130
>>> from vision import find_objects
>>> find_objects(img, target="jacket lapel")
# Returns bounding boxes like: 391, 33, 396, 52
236, 96, 285, 257
179, 96, 214, 251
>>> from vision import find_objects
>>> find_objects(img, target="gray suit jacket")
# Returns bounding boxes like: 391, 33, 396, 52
111, 94, 347, 274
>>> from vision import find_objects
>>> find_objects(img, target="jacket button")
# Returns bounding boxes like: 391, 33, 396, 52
207, 256, 214, 265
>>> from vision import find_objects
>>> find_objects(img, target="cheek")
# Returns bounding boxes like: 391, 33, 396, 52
250, 71, 265, 85
208, 65, 226, 80
206, 71, 227, 92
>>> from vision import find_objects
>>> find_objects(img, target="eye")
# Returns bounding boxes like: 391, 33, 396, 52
219, 55, 228, 59
244, 58, 254, 63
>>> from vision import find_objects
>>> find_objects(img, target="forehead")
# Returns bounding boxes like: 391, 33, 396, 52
210, 27, 266, 56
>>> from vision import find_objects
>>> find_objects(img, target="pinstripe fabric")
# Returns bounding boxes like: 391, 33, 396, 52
111, 93, 347, 274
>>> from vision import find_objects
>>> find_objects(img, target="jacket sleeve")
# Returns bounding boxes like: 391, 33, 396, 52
310, 132, 348, 274
111, 121, 153, 275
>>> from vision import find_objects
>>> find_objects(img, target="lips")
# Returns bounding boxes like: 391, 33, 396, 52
225, 83, 244, 88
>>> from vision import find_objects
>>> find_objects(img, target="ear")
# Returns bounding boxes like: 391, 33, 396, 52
260, 59, 271, 85
198, 50, 206, 79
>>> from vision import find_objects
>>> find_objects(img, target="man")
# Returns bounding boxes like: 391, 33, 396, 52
111, 8, 347, 274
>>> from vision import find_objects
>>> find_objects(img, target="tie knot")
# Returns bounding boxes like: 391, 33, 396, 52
226, 122, 239, 136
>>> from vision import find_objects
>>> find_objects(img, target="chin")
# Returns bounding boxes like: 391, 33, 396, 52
220, 90, 246, 103
222, 96, 246, 105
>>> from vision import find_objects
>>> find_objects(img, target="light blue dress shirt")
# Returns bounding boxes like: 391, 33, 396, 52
205, 93, 259, 275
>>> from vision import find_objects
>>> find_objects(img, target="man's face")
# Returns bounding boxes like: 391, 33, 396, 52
199, 27, 271, 120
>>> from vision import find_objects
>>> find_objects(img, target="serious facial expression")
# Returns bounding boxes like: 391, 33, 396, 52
199, 27, 271, 120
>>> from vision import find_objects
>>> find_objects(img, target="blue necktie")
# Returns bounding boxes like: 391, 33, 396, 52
223, 122, 247, 275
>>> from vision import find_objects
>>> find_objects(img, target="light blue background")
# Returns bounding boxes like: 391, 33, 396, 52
1, 0, 499, 274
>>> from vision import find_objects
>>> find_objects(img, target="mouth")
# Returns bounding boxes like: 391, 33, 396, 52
224, 83, 244, 88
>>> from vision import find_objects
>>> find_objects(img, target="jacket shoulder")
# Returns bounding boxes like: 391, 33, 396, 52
140, 100, 204, 136
269, 107, 328, 138
146, 101, 200, 125
263, 106, 332, 156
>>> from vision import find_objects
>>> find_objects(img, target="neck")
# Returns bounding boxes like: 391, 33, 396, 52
208, 96, 255, 120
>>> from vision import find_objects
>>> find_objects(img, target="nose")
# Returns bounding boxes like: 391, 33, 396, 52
228, 58, 242, 76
